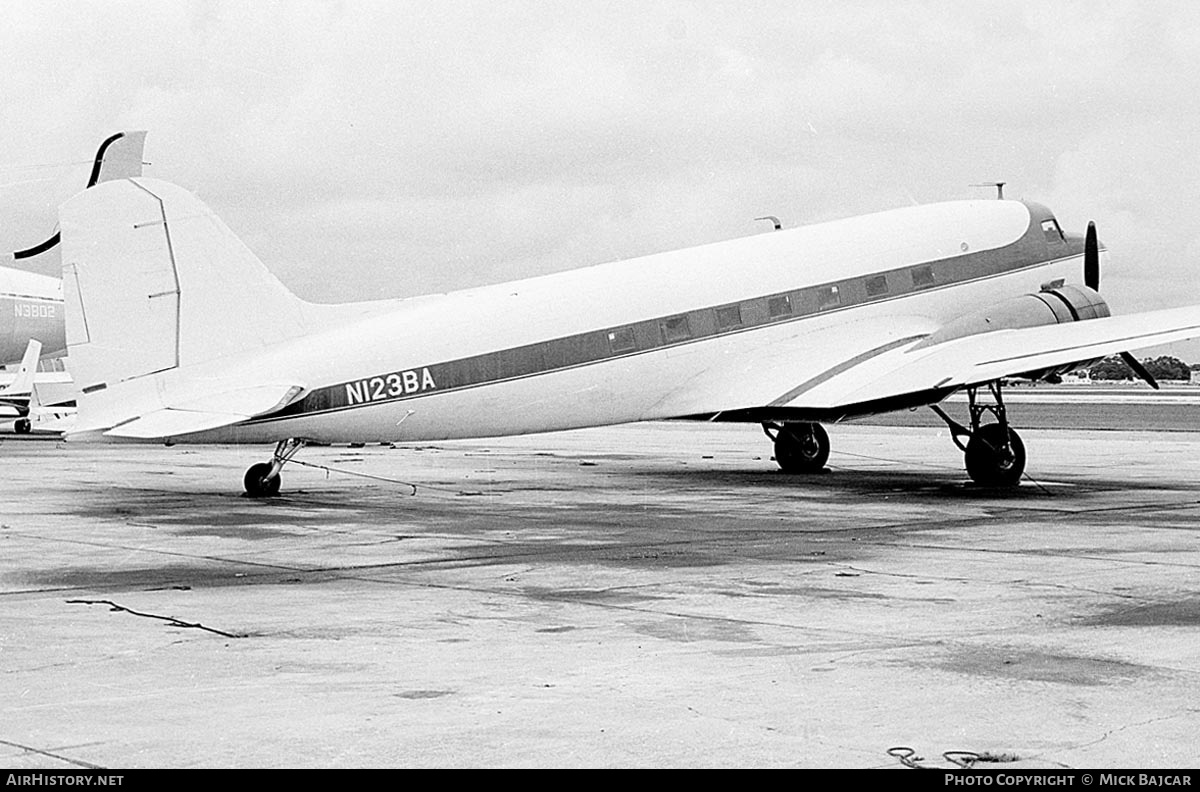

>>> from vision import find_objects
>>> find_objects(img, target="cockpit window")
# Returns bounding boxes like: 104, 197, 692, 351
1042, 219, 1064, 243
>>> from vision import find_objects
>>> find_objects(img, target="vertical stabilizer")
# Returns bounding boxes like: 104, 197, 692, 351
0, 339, 42, 404
87, 131, 147, 187
14, 131, 148, 262
59, 178, 309, 393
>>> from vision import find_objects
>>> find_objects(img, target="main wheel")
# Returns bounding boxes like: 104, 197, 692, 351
243, 462, 282, 498
774, 422, 830, 473
13, 418, 31, 434
964, 423, 1025, 487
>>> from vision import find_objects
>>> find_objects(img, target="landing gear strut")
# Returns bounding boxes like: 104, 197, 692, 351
244, 438, 306, 498
931, 381, 1026, 487
764, 421, 830, 473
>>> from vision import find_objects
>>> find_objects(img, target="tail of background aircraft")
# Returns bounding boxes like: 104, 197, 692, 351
13, 131, 147, 262
59, 178, 310, 394
0, 339, 43, 406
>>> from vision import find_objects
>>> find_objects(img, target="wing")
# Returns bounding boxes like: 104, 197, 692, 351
662, 305, 1200, 421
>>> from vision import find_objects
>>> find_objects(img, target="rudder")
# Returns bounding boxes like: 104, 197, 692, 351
59, 178, 310, 393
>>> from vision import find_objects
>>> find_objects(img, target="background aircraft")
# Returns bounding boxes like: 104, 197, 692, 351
54, 174, 1200, 496
0, 131, 146, 366
0, 340, 42, 433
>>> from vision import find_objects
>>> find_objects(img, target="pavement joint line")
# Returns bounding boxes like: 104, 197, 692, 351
0, 737, 106, 770
857, 540, 1200, 570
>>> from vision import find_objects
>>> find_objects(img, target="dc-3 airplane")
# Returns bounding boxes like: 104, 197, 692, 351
54, 165, 1200, 496
0, 131, 147, 365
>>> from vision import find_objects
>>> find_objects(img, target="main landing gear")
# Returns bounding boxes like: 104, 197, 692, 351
244, 438, 307, 498
930, 381, 1026, 487
764, 421, 830, 473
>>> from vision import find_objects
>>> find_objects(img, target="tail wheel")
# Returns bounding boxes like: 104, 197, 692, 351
774, 422, 830, 473
965, 423, 1025, 486
243, 462, 282, 498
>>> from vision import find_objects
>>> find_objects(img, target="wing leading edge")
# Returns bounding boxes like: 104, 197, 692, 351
681, 304, 1200, 421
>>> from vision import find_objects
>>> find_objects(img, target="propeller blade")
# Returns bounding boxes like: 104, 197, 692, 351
1084, 221, 1100, 291
1120, 351, 1159, 390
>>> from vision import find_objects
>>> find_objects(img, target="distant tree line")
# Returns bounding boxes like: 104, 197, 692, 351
1087, 355, 1192, 381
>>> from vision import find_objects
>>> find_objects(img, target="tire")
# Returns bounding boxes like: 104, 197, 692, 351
965, 423, 1025, 487
14, 418, 31, 434
774, 422, 830, 473
243, 462, 282, 498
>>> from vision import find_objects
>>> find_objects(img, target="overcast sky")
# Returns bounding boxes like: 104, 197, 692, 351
4, 1, 1200, 344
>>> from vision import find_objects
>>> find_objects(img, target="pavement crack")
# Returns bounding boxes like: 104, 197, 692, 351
66, 599, 246, 639
1069, 709, 1197, 753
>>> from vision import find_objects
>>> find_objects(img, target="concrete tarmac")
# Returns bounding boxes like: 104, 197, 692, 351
2, 421, 1199, 768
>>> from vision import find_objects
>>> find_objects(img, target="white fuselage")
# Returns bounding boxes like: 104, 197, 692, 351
115, 198, 1085, 445
0, 267, 63, 365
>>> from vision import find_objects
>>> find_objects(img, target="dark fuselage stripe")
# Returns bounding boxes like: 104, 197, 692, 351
1, 293, 60, 303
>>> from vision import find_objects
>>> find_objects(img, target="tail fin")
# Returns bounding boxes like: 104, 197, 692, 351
59, 178, 309, 393
14, 131, 147, 261
86, 131, 147, 187
0, 339, 43, 407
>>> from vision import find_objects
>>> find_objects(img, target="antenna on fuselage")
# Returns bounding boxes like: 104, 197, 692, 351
755, 215, 782, 231
971, 182, 1006, 200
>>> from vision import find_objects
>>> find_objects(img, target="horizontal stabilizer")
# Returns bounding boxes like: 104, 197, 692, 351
105, 408, 261, 439
62, 381, 302, 440
100, 383, 305, 440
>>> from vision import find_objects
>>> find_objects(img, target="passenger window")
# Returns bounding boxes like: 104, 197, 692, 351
767, 295, 792, 319
865, 275, 888, 297
911, 266, 935, 289
607, 327, 637, 354
817, 285, 840, 310
660, 315, 691, 343
716, 304, 742, 330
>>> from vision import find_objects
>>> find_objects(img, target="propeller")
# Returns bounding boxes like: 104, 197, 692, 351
1120, 351, 1159, 390
1083, 220, 1158, 389
1084, 221, 1099, 291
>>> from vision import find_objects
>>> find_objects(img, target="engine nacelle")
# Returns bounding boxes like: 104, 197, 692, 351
923, 283, 1110, 346
919, 283, 1110, 381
